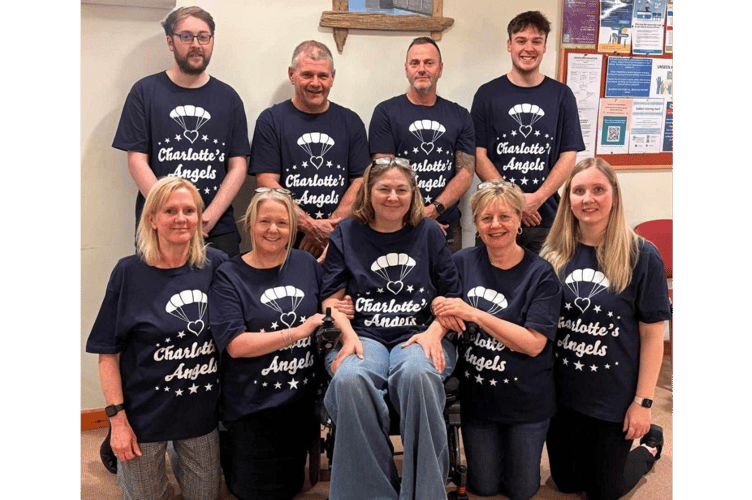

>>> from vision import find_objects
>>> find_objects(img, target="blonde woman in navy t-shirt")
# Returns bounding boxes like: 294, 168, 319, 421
432, 181, 562, 500
541, 158, 670, 500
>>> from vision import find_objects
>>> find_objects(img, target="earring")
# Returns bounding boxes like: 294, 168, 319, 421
517, 227, 523, 235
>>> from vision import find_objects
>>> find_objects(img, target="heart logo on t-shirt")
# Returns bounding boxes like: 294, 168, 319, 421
280, 312, 298, 329
310, 156, 324, 169
421, 142, 434, 155
574, 297, 591, 313
386, 280, 404, 295
519, 125, 533, 138
187, 319, 205, 336
183, 130, 199, 143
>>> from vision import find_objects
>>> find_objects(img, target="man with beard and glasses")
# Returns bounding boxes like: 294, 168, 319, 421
113, 5, 251, 258
102, 6, 250, 474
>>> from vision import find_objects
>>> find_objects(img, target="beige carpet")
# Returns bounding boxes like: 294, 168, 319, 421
82, 356, 672, 499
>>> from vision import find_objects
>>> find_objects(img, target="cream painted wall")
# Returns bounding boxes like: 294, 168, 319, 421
81, 0, 672, 410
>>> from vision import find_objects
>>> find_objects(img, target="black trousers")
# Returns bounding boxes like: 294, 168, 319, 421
546, 405, 657, 500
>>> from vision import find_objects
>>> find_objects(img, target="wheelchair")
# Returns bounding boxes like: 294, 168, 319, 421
308, 309, 473, 500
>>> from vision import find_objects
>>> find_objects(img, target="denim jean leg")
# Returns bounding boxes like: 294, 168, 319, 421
461, 418, 504, 496
499, 419, 550, 500
324, 338, 400, 500
387, 337, 456, 500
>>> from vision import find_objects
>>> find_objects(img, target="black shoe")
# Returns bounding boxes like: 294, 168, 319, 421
640, 424, 664, 460
100, 424, 117, 474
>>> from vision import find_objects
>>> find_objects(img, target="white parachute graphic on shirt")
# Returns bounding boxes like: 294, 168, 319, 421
467, 286, 508, 316
564, 268, 610, 313
261, 286, 306, 328
370, 253, 416, 295
165, 289, 208, 336
508, 103, 545, 138
297, 132, 336, 170
408, 120, 446, 155
169, 105, 212, 144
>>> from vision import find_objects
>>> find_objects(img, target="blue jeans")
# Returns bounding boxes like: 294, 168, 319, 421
461, 416, 550, 500
324, 336, 457, 500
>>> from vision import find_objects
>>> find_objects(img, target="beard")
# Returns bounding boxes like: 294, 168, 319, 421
174, 48, 211, 75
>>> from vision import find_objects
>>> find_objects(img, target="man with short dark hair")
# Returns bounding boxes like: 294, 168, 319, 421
369, 37, 475, 253
472, 11, 585, 253
113, 5, 251, 257
249, 40, 370, 258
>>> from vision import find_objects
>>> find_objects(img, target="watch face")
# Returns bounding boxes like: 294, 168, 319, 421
105, 405, 116, 417
643, 399, 653, 408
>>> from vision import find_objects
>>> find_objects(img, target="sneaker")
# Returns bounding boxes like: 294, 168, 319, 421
640, 424, 664, 460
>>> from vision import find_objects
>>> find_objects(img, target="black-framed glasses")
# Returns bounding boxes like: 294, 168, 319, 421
174, 32, 213, 45
255, 187, 292, 196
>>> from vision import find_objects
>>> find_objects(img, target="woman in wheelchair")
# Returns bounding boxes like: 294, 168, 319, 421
432, 181, 562, 500
320, 158, 461, 500
208, 188, 327, 500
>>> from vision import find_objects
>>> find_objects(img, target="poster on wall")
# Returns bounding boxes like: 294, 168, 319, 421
598, 0, 634, 53
628, 98, 666, 153
562, 0, 599, 46
597, 99, 632, 155
665, 0, 673, 53
650, 59, 672, 99
605, 57, 653, 97
566, 53, 603, 161
631, 0, 667, 55
662, 101, 673, 152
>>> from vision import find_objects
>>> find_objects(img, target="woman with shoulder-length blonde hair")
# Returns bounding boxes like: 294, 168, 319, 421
432, 181, 562, 500
208, 187, 328, 500
541, 158, 671, 500
86, 176, 228, 500
321, 157, 462, 500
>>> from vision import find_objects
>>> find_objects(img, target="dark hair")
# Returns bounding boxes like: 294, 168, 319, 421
406, 37, 442, 62
162, 6, 215, 36
507, 11, 550, 40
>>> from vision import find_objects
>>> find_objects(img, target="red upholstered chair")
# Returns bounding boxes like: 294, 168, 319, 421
634, 219, 672, 371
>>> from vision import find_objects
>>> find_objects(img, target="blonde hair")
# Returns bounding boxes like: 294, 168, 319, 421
541, 158, 640, 294
243, 190, 298, 267
352, 160, 425, 228
136, 177, 207, 269
470, 181, 525, 223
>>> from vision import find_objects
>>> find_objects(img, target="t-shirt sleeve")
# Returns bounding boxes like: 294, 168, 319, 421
558, 85, 586, 153
430, 225, 461, 298
470, 86, 489, 149
347, 112, 371, 179
208, 264, 248, 352
86, 262, 128, 354
524, 266, 563, 341
456, 108, 477, 156
633, 241, 672, 324
248, 108, 282, 175
368, 103, 396, 156
112, 81, 149, 153
226, 95, 252, 159
320, 225, 350, 299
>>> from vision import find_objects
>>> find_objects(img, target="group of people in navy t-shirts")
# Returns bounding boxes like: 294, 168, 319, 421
87, 6, 671, 500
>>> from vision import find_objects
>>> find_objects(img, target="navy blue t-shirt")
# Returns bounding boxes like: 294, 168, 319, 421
249, 100, 370, 219
209, 250, 322, 423
471, 76, 585, 227
86, 247, 228, 443
368, 94, 476, 226
453, 247, 562, 424
112, 72, 252, 237
321, 218, 460, 349
553, 241, 671, 422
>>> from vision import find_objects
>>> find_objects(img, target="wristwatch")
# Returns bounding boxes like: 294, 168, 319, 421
105, 404, 126, 417
431, 200, 446, 215
633, 396, 653, 408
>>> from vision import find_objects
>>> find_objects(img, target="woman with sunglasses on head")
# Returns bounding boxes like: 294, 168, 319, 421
86, 177, 228, 500
208, 187, 327, 500
541, 158, 670, 500
431, 181, 562, 500
321, 157, 461, 500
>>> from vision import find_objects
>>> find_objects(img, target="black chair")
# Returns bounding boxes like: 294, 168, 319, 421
308, 309, 471, 499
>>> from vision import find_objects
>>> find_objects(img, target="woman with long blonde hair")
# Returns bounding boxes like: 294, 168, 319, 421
541, 158, 671, 500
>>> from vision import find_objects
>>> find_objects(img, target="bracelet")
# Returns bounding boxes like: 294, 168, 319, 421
280, 329, 293, 347
285, 328, 294, 347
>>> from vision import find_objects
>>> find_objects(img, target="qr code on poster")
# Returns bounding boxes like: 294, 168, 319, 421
607, 126, 620, 142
